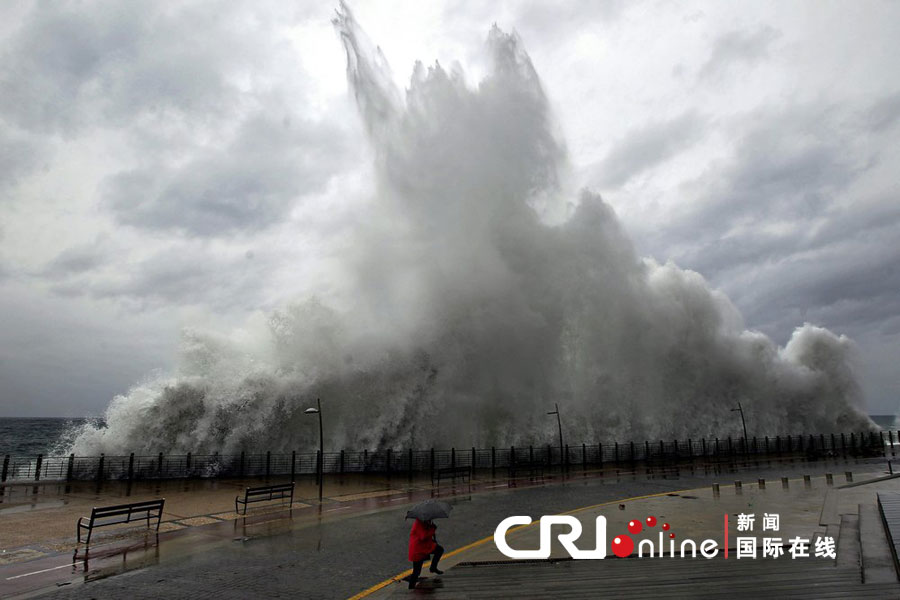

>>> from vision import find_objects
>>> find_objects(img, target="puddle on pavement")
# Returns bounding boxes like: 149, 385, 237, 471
76, 540, 162, 583
0, 499, 66, 514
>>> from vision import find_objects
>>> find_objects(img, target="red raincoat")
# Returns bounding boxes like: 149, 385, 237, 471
408, 519, 437, 561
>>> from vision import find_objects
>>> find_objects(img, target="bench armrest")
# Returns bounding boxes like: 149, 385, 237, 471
76, 516, 89, 543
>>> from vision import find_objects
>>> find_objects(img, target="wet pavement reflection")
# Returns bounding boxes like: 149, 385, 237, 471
0, 455, 891, 599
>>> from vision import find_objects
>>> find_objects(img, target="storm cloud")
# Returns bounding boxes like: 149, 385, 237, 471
104, 114, 348, 236
697, 25, 781, 82
595, 111, 707, 187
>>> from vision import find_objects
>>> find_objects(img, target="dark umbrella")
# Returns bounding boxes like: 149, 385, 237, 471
406, 500, 452, 521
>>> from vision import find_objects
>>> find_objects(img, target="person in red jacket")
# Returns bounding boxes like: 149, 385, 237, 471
407, 518, 444, 588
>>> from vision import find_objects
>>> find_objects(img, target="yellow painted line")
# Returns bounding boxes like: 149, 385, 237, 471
345, 485, 701, 599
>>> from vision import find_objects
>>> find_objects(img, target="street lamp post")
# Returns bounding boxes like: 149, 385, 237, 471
731, 401, 749, 455
547, 403, 564, 472
305, 398, 323, 503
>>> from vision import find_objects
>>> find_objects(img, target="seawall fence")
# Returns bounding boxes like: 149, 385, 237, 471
1, 430, 895, 484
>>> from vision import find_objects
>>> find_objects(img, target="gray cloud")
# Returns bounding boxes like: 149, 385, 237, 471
697, 25, 780, 82
664, 193, 900, 358
516, 1, 626, 35
0, 2, 298, 134
594, 111, 706, 187
437, 1, 627, 47
103, 114, 348, 236
0, 124, 47, 191
633, 100, 900, 373
865, 91, 900, 132
665, 103, 867, 259
1, 1, 352, 237
0, 282, 175, 418
41, 237, 112, 278
741, 240, 900, 330
50, 244, 271, 311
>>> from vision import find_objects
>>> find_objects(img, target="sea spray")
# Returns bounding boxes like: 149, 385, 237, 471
66, 4, 874, 456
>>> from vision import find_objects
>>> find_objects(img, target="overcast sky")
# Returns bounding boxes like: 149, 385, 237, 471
1, 0, 898, 417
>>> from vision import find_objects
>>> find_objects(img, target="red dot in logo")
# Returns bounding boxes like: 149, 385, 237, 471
627, 520, 643, 534
669, 533, 675, 539
662, 523, 670, 531
646, 516, 657, 527
611, 535, 634, 558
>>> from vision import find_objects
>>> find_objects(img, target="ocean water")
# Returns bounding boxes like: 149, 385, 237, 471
0, 415, 896, 457
0, 418, 99, 456
872, 415, 897, 429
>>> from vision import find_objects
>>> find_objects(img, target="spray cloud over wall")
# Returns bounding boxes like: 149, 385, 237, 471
67, 4, 874, 456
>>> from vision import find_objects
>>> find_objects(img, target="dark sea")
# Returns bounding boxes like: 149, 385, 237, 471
0, 415, 896, 457
871, 415, 897, 429
0, 417, 101, 456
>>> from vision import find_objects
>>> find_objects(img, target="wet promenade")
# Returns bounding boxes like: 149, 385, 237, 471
1, 455, 897, 599
374, 468, 900, 598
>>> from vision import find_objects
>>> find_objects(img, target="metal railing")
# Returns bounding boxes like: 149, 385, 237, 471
1, 430, 893, 484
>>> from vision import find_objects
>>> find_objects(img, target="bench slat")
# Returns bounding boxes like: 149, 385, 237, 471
91, 516, 149, 527
90, 499, 165, 514
245, 490, 292, 498
245, 485, 294, 494
91, 506, 163, 519
235, 482, 295, 514
78, 499, 165, 544
434, 466, 472, 486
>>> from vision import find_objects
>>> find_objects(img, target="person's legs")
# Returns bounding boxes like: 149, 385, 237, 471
408, 560, 424, 588
429, 544, 444, 574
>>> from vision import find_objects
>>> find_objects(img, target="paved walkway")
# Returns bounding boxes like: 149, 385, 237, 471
0, 456, 894, 599
400, 557, 900, 599
0, 473, 417, 550
373, 469, 900, 599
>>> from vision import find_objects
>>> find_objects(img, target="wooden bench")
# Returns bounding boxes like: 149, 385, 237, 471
77, 499, 165, 544
235, 482, 295, 514
508, 461, 544, 479
432, 466, 472, 486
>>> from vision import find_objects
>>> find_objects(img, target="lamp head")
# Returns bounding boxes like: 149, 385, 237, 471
305, 407, 320, 414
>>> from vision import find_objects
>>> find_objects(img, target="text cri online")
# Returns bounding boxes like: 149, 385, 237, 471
494, 516, 721, 560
